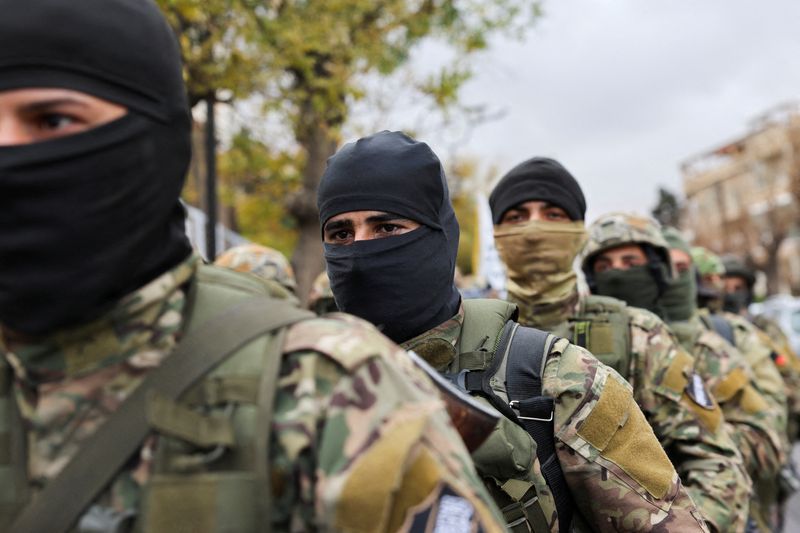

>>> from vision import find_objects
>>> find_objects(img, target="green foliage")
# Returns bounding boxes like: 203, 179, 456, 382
218, 130, 302, 256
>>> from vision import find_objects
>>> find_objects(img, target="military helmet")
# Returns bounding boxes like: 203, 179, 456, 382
580, 212, 671, 273
721, 254, 755, 288
690, 247, 724, 277
661, 226, 691, 255
308, 271, 338, 315
215, 244, 297, 293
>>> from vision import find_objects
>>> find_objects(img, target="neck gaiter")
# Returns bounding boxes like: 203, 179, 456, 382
594, 266, 663, 315
660, 270, 698, 322
723, 290, 749, 314
494, 220, 586, 328
325, 226, 460, 344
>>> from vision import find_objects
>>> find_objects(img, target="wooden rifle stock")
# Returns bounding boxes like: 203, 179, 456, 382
406, 350, 500, 452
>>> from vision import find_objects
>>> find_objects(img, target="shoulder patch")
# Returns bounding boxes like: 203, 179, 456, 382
661, 349, 694, 395
283, 314, 397, 371
577, 375, 675, 499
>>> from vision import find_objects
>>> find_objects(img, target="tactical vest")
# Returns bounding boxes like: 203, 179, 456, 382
0, 265, 312, 533
555, 295, 633, 380
432, 299, 576, 533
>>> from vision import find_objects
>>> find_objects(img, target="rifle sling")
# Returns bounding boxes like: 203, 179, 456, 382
10, 297, 313, 533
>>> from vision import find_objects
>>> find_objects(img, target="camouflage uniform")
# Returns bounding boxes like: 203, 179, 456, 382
704, 309, 790, 531
308, 271, 339, 315
214, 243, 297, 294
571, 213, 753, 532
661, 229, 787, 484
0, 255, 505, 532
402, 304, 709, 532
751, 314, 800, 442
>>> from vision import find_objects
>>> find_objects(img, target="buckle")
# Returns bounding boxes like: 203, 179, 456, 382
509, 400, 553, 422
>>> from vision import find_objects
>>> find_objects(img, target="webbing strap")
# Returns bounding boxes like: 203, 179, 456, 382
505, 326, 574, 533
10, 297, 313, 533
702, 314, 736, 347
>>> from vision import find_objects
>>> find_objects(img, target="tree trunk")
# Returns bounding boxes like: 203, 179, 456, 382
288, 122, 338, 304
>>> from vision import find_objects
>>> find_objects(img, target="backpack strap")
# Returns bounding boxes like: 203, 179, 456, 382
700, 313, 736, 347
9, 297, 313, 533
504, 325, 574, 533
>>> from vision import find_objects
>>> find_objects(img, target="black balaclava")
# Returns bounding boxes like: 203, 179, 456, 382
721, 255, 755, 314
0, 0, 192, 335
489, 157, 586, 223
318, 131, 461, 344
586, 244, 669, 316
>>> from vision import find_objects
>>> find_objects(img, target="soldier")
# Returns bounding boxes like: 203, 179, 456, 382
691, 248, 790, 531
488, 159, 750, 532
317, 131, 708, 532
0, 1, 507, 531
720, 254, 800, 524
659, 228, 786, 482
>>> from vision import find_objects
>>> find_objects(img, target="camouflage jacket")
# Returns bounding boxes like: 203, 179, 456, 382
706, 311, 790, 451
402, 304, 709, 533
751, 314, 800, 442
520, 296, 751, 533
669, 313, 785, 482
0, 256, 504, 532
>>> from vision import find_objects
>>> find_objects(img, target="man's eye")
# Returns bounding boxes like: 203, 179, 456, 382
546, 211, 568, 221
377, 224, 399, 234
502, 212, 525, 224
39, 113, 77, 131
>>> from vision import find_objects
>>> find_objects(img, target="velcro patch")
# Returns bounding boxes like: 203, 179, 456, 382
336, 412, 429, 532
712, 367, 748, 403
580, 377, 674, 499
740, 385, 769, 415
662, 350, 694, 394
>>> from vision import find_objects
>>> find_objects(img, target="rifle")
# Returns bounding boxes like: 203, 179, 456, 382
407, 350, 500, 452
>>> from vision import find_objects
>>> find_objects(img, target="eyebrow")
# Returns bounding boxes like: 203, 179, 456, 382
323, 219, 353, 233
20, 98, 90, 114
364, 213, 411, 224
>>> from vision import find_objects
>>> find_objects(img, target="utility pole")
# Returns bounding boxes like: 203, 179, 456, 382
205, 95, 217, 260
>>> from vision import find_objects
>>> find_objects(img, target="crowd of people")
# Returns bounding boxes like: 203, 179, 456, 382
1, 0, 798, 532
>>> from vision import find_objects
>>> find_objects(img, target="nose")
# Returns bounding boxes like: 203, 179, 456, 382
0, 117, 33, 146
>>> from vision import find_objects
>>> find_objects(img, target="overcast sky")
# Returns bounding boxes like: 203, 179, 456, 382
400, 0, 800, 222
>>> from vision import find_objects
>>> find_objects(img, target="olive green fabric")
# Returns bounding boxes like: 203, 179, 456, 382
593, 266, 663, 316
661, 270, 698, 322
557, 295, 632, 379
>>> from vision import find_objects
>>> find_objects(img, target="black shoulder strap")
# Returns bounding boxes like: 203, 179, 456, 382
504, 326, 574, 533
10, 297, 313, 533
701, 313, 736, 347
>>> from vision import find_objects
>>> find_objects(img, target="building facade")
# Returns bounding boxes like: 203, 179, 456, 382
682, 102, 800, 294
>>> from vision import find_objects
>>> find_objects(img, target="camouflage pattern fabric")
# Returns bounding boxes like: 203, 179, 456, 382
0, 258, 505, 532
703, 309, 790, 531
214, 243, 297, 293
690, 248, 725, 277
669, 314, 785, 485
307, 271, 339, 315
752, 314, 800, 442
580, 212, 672, 269
402, 305, 709, 532
513, 293, 749, 532
604, 306, 750, 533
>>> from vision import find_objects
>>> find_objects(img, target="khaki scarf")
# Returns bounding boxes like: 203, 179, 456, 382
494, 220, 587, 328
